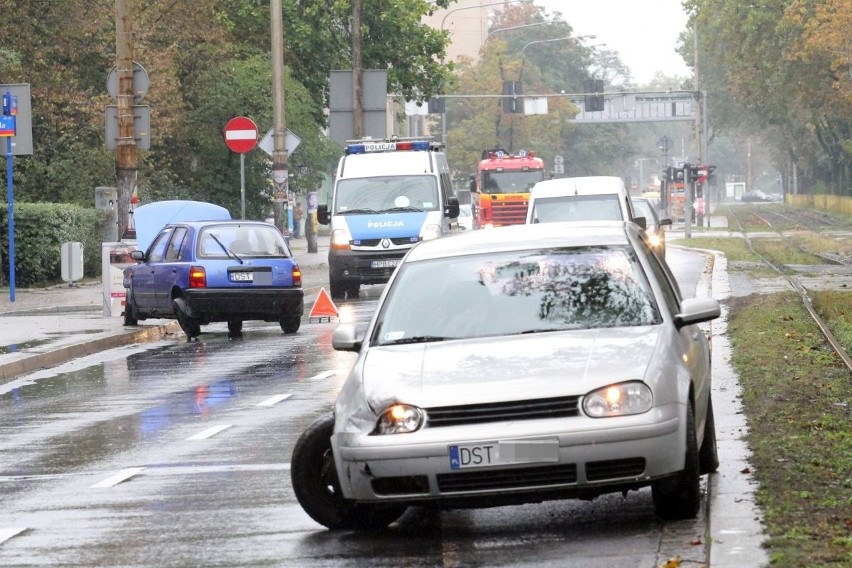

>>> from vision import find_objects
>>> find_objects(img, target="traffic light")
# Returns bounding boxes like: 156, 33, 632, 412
583, 79, 604, 112
687, 164, 702, 183
502, 81, 522, 113
706, 165, 717, 186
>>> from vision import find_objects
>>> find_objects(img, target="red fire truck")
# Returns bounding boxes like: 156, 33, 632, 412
473, 148, 546, 228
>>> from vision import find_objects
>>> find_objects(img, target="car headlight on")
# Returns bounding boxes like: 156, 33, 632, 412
420, 224, 442, 241
583, 382, 652, 418
647, 233, 662, 248
372, 404, 424, 435
330, 228, 351, 250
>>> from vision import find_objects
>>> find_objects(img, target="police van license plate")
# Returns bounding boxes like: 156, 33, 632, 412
449, 439, 559, 469
370, 259, 400, 269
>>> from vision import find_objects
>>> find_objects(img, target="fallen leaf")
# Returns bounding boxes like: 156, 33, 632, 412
660, 556, 682, 568
740, 467, 751, 474
689, 538, 703, 545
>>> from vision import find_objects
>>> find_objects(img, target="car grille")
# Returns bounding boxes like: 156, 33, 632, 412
426, 396, 580, 428
585, 458, 646, 481
488, 201, 528, 226
437, 464, 577, 493
352, 237, 420, 247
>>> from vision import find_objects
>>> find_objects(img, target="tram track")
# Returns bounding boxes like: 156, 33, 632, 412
726, 204, 852, 372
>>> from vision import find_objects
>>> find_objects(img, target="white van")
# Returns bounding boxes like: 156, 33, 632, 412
526, 176, 645, 229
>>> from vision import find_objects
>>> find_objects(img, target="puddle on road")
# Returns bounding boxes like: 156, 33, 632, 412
0, 339, 53, 354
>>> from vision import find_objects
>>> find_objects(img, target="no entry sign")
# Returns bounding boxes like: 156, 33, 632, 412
224, 116, 258, 153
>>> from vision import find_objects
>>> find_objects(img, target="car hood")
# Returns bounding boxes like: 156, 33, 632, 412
360, 327, 661, 408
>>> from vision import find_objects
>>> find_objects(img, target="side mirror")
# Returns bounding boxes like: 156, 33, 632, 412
317, 204, 330, 225
659, 217, 673, 227
674, 298, 721, 329
445, 196, 460, 219
332, 323, 362, 352
130, 250, 145, 262
634, 216, 647, 230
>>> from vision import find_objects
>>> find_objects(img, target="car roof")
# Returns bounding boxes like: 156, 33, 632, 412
530, 176, 626, 198
167, 219, 277, 230
406, 221, 637, 262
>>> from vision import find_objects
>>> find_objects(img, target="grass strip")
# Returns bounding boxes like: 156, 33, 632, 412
726, 293, 852, 567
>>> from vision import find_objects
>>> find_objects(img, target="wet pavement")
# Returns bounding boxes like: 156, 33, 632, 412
0, 226, 772, 567
0, 235, 331, 384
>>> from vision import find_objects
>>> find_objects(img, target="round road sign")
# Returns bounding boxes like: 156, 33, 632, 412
224, 116, 258, 153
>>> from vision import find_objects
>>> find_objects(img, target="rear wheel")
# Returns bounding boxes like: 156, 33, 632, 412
652, 401, 701, 520
227, 319, 243, 336
173, 297, 201, 341
280, 315, 301, 334
290, 413, 406, 531
123, 292, 138, 326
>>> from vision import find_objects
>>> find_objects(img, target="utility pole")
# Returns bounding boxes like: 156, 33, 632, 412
115, 0, 137, 239
271, 0, 289, 235
352, 0, 363, 138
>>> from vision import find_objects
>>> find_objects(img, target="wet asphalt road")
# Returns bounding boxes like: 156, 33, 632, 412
0, 249, 713, 568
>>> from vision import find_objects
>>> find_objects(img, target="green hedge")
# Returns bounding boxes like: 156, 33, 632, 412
0, 203, 108, 287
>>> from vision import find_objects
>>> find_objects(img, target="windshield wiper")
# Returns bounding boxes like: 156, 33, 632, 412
338, 208, 379, 215
382, 206, 424, 213
209, 233, 243, 264
382, 335, 450, 345
517, 328, 562, 335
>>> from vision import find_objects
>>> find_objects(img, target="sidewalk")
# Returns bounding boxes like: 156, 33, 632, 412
0, 234, 330, 384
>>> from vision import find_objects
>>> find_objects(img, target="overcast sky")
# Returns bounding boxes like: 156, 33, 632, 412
535, 0, 691, 84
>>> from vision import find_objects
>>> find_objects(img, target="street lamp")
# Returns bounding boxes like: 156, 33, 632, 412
485, 21, 556, 44
440, 0, 520, 35
521, 35, 595, 54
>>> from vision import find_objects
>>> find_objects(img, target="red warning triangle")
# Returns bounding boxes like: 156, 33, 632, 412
309, 287, 339, 321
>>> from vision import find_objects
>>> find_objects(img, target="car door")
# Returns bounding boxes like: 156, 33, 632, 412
131, 229, 173, 311
151, 226, 189, 313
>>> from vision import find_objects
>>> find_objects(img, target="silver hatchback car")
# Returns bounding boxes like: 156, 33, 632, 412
291, 221, 721, 530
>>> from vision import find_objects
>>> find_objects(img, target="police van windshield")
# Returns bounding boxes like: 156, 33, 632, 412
335, 176, 440, 214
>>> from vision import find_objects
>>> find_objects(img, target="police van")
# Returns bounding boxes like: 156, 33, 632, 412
317, 138, 460, 300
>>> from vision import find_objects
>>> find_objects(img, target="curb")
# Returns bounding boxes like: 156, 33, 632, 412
0, 321, 182, 384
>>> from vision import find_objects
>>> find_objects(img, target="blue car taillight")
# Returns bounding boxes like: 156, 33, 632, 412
189, 266, 206, 288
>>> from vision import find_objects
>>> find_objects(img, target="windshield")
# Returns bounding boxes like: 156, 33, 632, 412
532, 195, 623, 223
372, 246, 661, 345
198, 224, 290, 258
481, 170, 544, 194
334, 176, 440, 214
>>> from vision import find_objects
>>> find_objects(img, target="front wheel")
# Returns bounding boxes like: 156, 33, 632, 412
290, 413, 406, 531
699, 396, 720, 474
329, 276, 346, 300
652, 401, 701, 520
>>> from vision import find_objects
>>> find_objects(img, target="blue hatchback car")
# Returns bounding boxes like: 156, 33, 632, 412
123, 220, 304, 340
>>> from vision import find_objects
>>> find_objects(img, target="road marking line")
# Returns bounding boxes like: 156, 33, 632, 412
0, 527, 27, 544
90, 467, 146, 488
187, 424, 232, 440
257, 394, 293, 407
309, 370, 336, 380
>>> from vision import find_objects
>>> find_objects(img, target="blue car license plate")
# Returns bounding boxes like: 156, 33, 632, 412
449, 440, 559, 470
229, 272, 253, 282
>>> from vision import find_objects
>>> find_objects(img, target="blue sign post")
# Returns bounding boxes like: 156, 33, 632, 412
2, 89, 18, 301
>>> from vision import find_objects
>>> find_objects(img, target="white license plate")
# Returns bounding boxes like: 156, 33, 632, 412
370, 259, 400, 269
229, 272, 253, 282
449, 439, 559, 470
